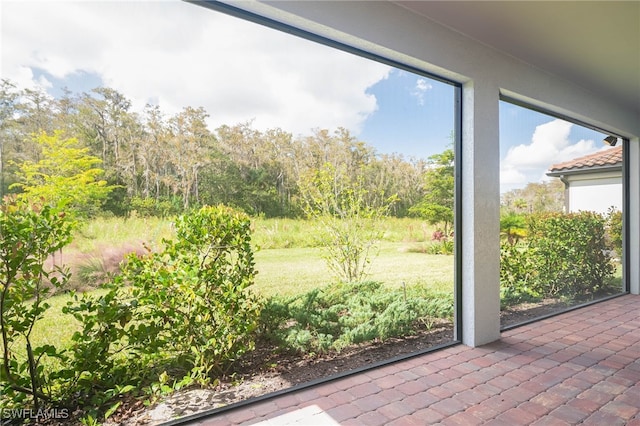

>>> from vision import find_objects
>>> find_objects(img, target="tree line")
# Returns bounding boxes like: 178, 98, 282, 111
501, 179, 564, 215
1, 79, 440, 219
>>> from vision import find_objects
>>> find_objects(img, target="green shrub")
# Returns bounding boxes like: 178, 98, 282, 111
499, 241, 540, 306
500, 213, 527, 245
426, 239, 454, 255
423, 230, 454, 255
528, 212, 615, 298
517, 212, 615, 300
61, 205, 261, 415
500, 212, 618, 306
298, 163, 395, 283
129, 196, 182, 217
261, 281, 453, 354
606, 207, 623, 258
0, 197, 73, 411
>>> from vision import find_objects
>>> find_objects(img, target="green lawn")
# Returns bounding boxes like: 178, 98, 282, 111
73, 215, 174, 252
9, 241, 453, 363
4, 291, 89, 370
4, 216, 453, 364
253, 242, 454, 297
251, 216, 433, 249
58, 216, 448, 293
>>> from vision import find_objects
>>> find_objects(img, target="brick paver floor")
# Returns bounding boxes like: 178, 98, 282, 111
185, 295, 640, 425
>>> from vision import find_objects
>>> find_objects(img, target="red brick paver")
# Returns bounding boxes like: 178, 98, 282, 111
185, 295, 639, 425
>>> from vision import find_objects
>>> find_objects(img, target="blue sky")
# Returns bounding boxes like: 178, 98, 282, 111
360, 70, 455, 159
500, 102, 609, 192
1, 0, 610, 193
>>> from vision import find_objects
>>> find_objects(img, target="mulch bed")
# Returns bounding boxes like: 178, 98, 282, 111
65, 296, 616, 424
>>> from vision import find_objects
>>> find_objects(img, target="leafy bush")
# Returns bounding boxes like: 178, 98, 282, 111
606, 207, 623, 258
261, 281, 453, 353
528, 212, 615, 298
0, 197, 73, 411
500, 212, 617, 307
60, 205, 261, 415
426, 230, 454, 255
499, 241, 540, 306
500, 213, 527, 245
129, 196, 183, 217
298, 163, 395, 283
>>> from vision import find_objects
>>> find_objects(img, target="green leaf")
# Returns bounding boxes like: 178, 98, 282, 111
104, 401, 122, 420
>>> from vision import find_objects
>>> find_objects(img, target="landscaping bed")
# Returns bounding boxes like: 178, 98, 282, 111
104, 301, 569, 425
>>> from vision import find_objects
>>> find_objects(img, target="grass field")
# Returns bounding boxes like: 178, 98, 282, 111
255, 242, 453, 297
59, 216, 452, 293
73, 215, 174, 252
251, 216, 433, 249
9, 216, 453, 360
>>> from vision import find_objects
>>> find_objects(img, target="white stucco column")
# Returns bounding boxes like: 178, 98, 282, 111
460, 79, 501, 347
628, 138, 639, 295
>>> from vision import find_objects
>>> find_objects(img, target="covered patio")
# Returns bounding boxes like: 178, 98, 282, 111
169, 1, 640, 424
183, 295, 639, 425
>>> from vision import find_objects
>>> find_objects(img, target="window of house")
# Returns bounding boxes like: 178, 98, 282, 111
499, 100, 627, 329
1, 0, 461, 419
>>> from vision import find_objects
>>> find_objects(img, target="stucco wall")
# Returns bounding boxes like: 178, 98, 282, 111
567, 174, 623, 215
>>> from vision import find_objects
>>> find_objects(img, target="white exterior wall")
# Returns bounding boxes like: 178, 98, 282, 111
220, 0, 640, 344
567, 173, 623, 215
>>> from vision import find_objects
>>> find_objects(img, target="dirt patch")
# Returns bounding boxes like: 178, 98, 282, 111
83, 298, 612, 425
105, 322, 454, 425
500, 298, 571, 328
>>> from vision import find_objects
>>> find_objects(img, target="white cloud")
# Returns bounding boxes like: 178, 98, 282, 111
1, 1, 391, 135
500, 119, 601, 192
500, 165, 528, 187
36, 74, 53, 89
411, 78, 432, 105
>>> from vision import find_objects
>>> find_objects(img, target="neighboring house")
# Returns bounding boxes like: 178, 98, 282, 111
547, 146, 623, 215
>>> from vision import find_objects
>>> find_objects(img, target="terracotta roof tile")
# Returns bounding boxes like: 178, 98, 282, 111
548, 145, 622, 173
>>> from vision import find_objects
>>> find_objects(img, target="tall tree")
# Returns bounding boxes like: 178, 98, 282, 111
410, 147, 455, 235
139, 104, 171, 200
363, 154, 425, 217
0, 80, 21, 198
75, 88, 139, 184
1, 80, 453, 219
10, 131, 113, 218
213, 122, 297, 216
501, 179, 564, 214
0, 82, 58, 198
18, 87, 56, 138
168, 107, 214, 209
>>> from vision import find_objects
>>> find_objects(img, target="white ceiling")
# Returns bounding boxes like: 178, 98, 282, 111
394, 1, 640, 115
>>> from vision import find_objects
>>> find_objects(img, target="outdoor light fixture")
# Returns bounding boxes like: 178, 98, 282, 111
603, 136, 618, 146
